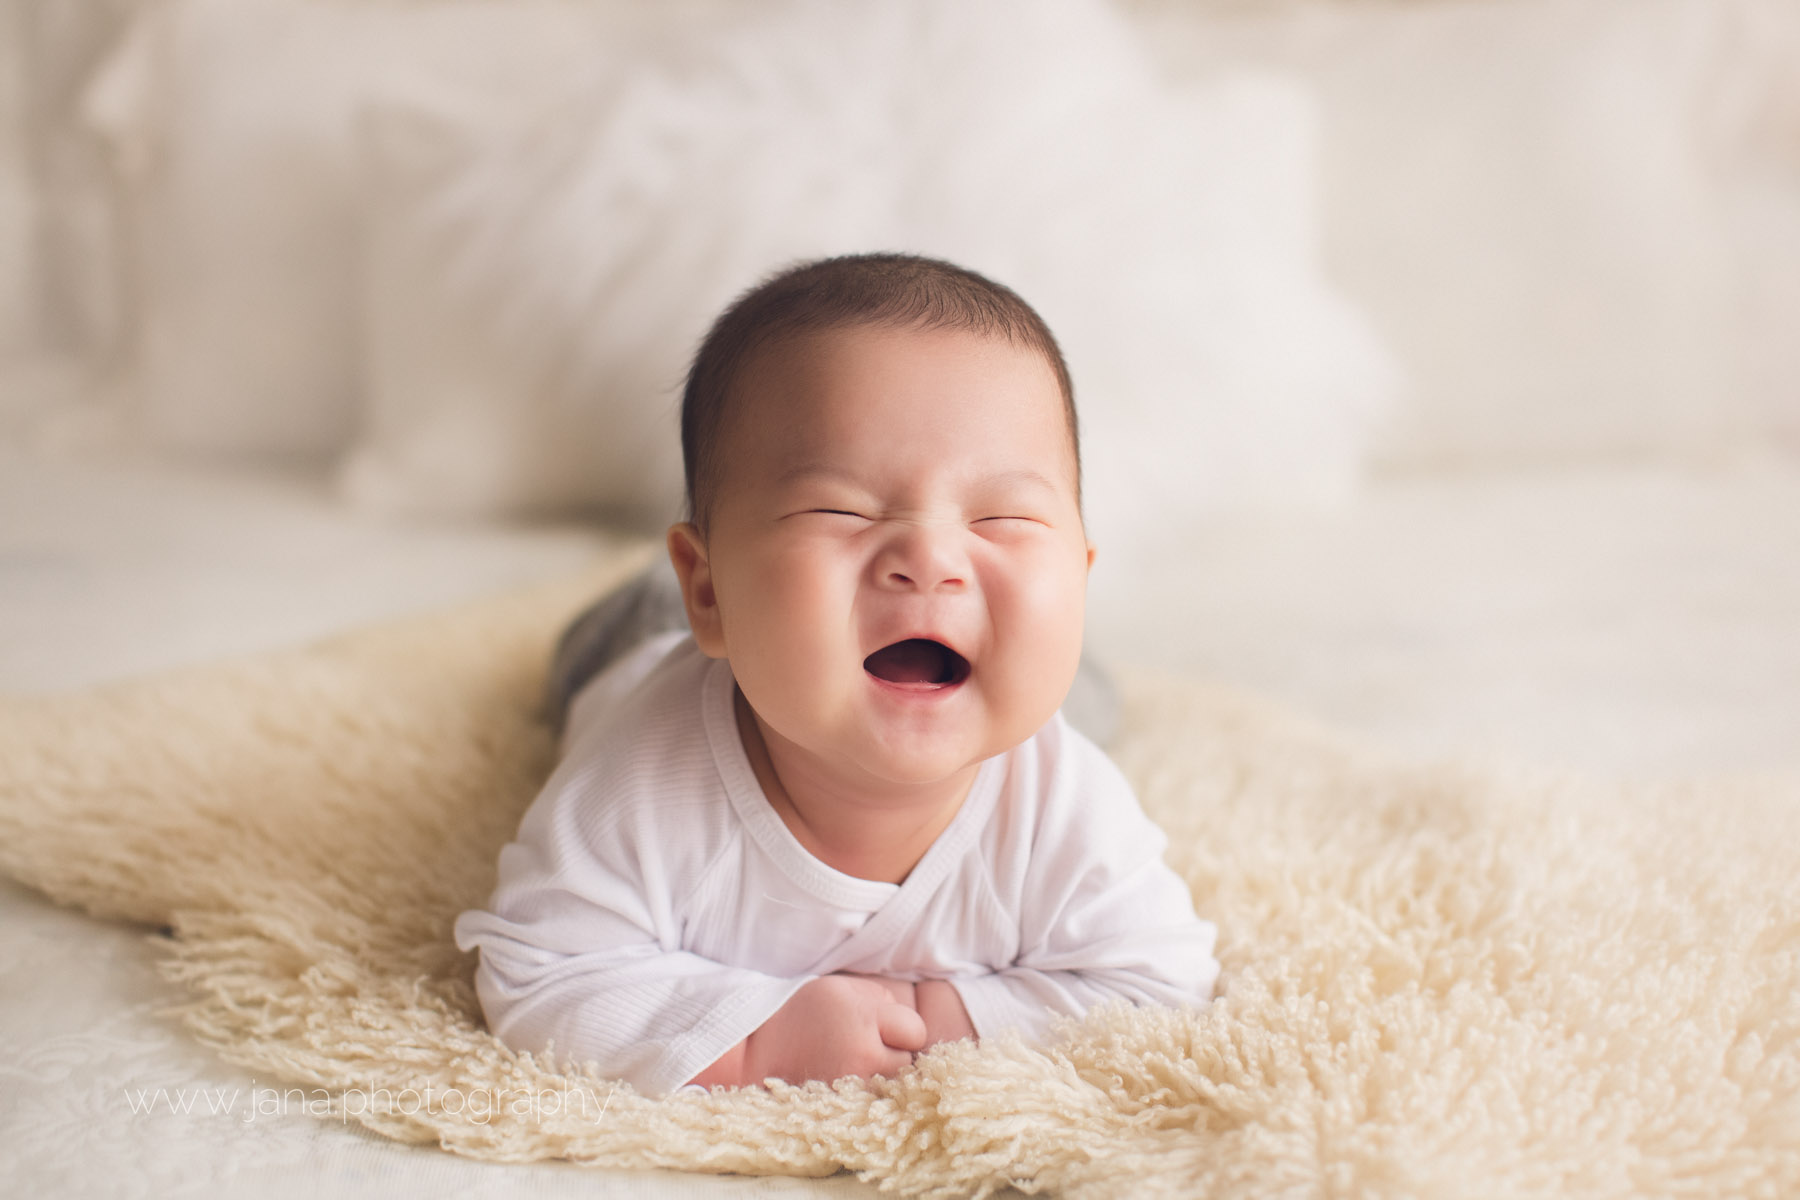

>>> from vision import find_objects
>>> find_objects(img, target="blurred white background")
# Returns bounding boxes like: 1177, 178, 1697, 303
2, 0, 1797, 775
2, 4, 1799, 1196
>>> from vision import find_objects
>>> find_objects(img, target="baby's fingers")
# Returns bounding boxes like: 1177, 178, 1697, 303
876, 1000, 928, 1053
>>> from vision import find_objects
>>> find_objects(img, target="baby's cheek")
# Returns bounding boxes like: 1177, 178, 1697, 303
983, 654, 1074, 748
1004, 557, 1087, 644
1010, 579, 1088, 709
771, 543, 858, 611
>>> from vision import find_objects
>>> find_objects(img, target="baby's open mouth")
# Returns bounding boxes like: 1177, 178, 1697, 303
862, 639, 971, 687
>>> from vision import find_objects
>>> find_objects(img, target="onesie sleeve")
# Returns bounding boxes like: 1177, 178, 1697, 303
948, 722, 1220, 1043
453, 751, 808, 1098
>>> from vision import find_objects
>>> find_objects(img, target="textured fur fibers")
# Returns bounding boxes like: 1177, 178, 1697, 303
2, 542, 1797, 1198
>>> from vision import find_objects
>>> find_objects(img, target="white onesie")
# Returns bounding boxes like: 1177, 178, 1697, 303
454, 631, 1219, 1097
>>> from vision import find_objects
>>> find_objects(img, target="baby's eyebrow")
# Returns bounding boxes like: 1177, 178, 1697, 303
977, 468, 1062, 495
774, 463, 860, 488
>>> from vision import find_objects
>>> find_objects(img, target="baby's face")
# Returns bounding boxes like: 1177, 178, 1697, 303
675, 323, 1093, 794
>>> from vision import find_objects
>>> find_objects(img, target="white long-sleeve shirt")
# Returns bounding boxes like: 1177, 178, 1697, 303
454, 632, 1219, 1097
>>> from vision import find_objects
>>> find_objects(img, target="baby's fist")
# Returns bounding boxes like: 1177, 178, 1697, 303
742, 974, 925, 1086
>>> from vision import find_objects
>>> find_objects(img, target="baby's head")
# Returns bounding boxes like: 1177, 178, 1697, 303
680, 254, 1080, 534
667, 253, 1094, 792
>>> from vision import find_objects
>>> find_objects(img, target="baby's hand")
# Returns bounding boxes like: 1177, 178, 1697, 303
739, 974, 926, 1086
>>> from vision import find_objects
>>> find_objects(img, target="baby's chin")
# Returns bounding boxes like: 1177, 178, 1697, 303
841, 723, 1035, 792
765, 686, 1054, 793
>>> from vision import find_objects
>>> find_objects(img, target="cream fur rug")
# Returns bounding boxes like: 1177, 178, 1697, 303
3, 545, 1798, 1198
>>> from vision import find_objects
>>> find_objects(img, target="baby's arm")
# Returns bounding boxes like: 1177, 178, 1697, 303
459, 899, 809, 1096
455, 781, 812, 1095
457, 782, 936, 1094
471, 911, 925, 1093
952, 855, 1218, 1040
948, 734, 1220, 1041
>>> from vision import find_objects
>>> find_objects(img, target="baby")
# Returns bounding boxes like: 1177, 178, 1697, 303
454, 253, 1219, 1097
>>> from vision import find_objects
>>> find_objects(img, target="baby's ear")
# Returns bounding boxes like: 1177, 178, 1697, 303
666, 523, 727, 658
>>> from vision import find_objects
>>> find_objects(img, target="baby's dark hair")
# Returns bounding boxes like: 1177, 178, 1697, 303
680, 252, 1078, 534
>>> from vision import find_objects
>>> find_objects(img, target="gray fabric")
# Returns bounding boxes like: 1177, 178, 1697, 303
545, 557, 690, 730
547, 560, 1121, 746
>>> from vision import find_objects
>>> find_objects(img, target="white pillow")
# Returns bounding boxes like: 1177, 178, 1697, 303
79, 0, 646, 462
1139, 0, 1774, 466
344, 0, 1395, 536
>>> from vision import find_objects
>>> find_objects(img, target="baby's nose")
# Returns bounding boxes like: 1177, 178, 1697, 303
877, 525, 968, 592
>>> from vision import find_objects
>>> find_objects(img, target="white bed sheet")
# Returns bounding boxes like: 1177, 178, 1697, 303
5, 444, 1799, 1198
1088, 452, 1800, 778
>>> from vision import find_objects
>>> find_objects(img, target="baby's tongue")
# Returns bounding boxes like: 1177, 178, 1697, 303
864, 639, 950, 685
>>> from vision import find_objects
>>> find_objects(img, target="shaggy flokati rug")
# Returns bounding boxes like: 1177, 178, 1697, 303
3, 546, 1798, 1198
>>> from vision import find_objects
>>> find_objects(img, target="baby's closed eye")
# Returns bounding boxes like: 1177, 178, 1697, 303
788, 508, 874, 526
972, 514, 1050, 538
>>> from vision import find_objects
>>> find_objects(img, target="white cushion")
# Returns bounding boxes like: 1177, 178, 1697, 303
1136, 0, 1793, 466
343, 0, 1395, 535
80, 0, 639, 461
